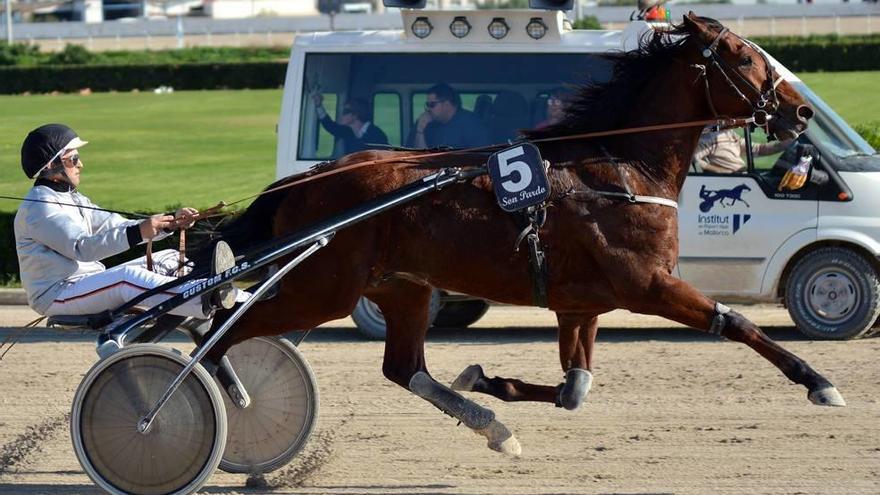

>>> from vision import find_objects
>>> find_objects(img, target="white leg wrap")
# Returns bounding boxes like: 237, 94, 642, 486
557, 368, 593, 411
409, 371, 521, 455
409, 371, 494, 430
710, 302, 731, 335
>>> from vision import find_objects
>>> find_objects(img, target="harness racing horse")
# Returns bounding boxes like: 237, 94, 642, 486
203, 14, 836, 456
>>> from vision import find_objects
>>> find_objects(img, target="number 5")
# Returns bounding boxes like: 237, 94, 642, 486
497, 146, 532, 193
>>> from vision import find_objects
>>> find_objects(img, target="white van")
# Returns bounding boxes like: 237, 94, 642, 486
276, 9, 880, 340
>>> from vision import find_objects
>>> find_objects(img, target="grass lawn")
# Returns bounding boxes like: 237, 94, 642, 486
1, 71, 878, 214
0, 89, 282, 214
798, 71, 880, 127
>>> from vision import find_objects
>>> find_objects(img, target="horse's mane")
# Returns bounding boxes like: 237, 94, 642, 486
522, 17, 724, 141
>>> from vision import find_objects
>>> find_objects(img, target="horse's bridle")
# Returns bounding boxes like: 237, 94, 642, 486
695, 27, 784, 131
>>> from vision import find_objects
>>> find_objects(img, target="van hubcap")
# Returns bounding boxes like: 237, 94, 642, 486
805, 269, 858, 324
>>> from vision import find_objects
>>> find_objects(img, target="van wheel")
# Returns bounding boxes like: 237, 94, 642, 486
785, 247, 880, 340
433, 300, 491, 328
351, 291, 441, 340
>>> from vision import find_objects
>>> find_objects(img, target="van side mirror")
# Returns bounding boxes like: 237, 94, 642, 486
529, 0, 574, 9
382, 0, 427, 7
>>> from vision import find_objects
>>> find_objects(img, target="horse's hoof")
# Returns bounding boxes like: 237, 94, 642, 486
808, 386, 846, 407
476, 419, 521, 457
451, 364, 484, 392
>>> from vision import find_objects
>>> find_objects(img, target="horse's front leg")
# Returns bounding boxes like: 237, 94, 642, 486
368, 280, 521, 456
631, 272, 845, 406
451, 312, 598, 410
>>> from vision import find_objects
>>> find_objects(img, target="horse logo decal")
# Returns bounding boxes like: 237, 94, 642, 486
698, 184, 752, 213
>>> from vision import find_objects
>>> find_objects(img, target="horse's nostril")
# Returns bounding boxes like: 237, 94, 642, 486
797, 105, 814, 122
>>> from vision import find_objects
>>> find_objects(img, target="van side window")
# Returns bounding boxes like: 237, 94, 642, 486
316, 93, 338, 158
297, 53, 612, 160
374, 93, 401, 147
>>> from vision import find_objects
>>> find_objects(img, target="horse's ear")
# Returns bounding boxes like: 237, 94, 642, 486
682, 11, 710, 37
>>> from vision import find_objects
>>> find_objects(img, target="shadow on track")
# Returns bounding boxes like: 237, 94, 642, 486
0, 325, 841, 346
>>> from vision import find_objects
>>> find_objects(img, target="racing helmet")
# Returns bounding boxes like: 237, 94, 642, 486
21, 124, 89, 179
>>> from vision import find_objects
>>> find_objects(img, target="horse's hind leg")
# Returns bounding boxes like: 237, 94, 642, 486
367, 280, 521, 456
451, 312, 598, 410
634, 273, 844, 406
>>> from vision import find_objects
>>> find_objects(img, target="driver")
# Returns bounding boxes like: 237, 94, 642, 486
692, 127, 793, 174
14, 124, 246, 320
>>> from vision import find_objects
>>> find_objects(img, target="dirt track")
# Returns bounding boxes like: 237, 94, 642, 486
0, 304, 878, 494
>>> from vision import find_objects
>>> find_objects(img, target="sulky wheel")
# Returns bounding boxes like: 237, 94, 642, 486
218, 336, 319, 474
71, 344, 227, 495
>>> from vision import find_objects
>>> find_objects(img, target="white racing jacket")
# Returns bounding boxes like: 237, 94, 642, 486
13, 181, 160, 314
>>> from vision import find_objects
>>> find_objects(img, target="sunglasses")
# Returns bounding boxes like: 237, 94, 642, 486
425, 100, 444, 109
65, 153, 81, 165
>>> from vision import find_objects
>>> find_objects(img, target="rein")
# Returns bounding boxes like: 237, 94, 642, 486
1, 116, 750, 233
224, 116, 752, 211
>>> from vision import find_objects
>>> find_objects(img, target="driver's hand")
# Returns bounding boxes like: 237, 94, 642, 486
778, 156, 811, 192
172, 207, 199, 229
416, 111, 433, 132
140, 214, 175, 240
311, 93, 323, 107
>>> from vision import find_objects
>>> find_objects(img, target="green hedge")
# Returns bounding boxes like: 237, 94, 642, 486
854, 121, 880, 150
0, 42, 289, 67
0, 213, 17, 286
0, 61, 286, 94
753, 35, 880, 72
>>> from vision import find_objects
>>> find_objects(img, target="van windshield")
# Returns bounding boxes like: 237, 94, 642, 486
298, 53, 611, 160
793, 82, 877, 162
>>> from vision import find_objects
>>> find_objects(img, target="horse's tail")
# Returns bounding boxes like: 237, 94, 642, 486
187, 176, 296, 267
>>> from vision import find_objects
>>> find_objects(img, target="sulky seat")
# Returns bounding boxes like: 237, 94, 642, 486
46, 311, 113, 330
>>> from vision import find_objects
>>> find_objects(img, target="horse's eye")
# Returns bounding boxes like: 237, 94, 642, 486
739, 56, 753, 68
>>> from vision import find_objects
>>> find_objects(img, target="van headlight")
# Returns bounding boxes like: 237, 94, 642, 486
526, 17, 548, 40
449, 16, 471, 38
411, 17, 433, 39
487, 17, 509, 40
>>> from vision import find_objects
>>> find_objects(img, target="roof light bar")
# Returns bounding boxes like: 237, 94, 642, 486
526, 17, 548, 40
449, 16, 472, 39
487, 17, 509, 40
411, 16, 433, 39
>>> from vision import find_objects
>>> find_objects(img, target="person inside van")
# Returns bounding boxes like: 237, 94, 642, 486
411, 83, 490, 149
311, 95, 389, 156
535, 87, 569, 129
692, 127, 793, 174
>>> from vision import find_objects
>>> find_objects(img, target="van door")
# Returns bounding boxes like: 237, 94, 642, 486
678, 127, 819, 299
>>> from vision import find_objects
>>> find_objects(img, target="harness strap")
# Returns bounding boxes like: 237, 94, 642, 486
177, 228, 187, 277
146, 239, 154, 272
513, 206, 549, 308
576, 147, 680, 210
592, 190, 679, 209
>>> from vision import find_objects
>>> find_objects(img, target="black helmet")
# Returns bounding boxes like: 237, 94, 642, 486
20, 124, 88, 179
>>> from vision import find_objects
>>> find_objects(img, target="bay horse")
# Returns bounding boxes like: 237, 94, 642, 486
204, 14, 837, 456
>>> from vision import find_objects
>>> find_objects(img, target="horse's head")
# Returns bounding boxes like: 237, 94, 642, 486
680, 13, 813, 140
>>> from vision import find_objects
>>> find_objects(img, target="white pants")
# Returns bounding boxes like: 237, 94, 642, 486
46, 249, 213, 319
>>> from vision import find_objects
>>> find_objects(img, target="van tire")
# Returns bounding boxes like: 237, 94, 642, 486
351, 292, 441, 340
433, 300, 491, 328
785, 247, 880, 340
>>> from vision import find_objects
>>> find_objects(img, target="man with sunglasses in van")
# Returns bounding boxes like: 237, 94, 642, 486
14, 123, 244, 322
412, 83, 489, 149
311, 95, 388, 156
